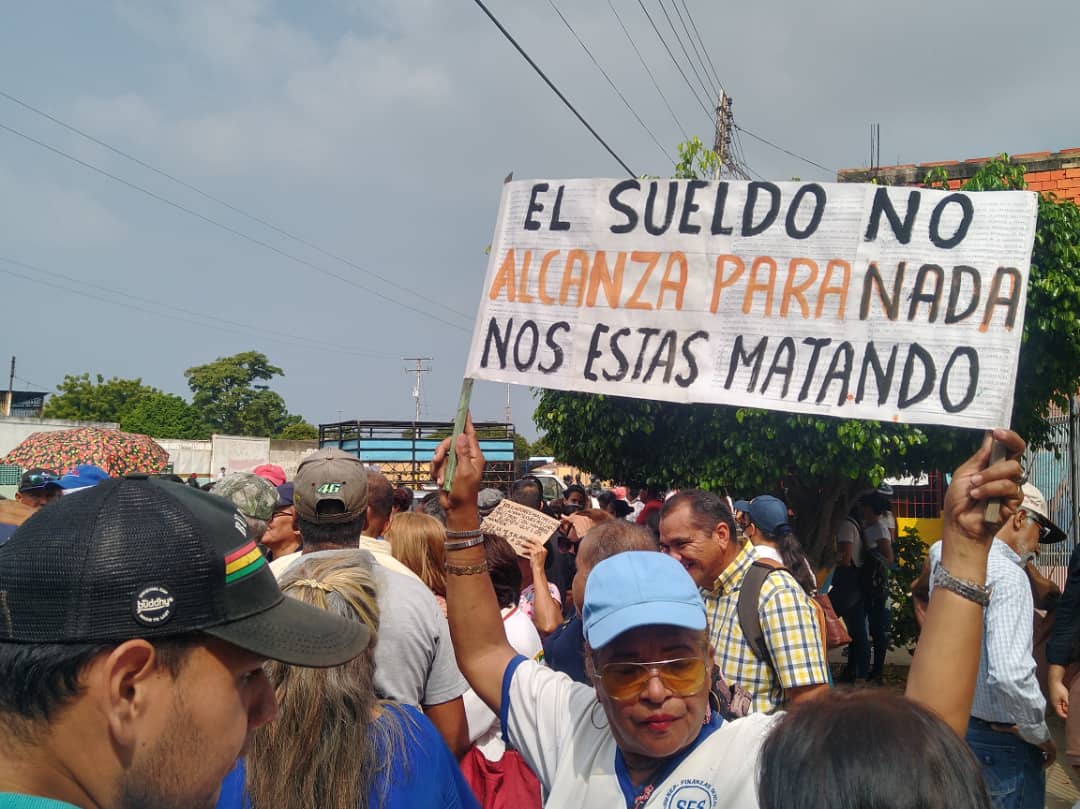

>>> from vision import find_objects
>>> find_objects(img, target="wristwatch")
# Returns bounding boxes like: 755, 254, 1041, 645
932, 564, 992, 607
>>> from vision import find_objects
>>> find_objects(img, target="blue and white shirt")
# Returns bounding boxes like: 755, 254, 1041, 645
500, 656, 777, 808
928, 539, 1050, 745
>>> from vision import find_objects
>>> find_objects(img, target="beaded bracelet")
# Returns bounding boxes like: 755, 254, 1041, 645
446, 561, 489, 576
444, 535, 486, 552
445, 528, 483, 539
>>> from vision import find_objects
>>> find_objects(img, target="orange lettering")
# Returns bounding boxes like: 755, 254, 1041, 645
626, 251, 660, 310
816, 260, 850, 319
537, 250, 559, 305
710, 255, 745, 313
743, 256, 778, 316
559, 249, 590, 307
488, 249, 517, 301
658, 252, 688, 311
780, 258, 819, 318
516, 250, 535, 303
586, 251, 625, 308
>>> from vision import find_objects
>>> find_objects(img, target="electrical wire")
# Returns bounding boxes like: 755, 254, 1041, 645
667, 0, 719, 99
678, 0, 725, 94
0, 121, 472, 333
633, 0, 713, 122
0, 89, 474, 323
734, 124, 836, 175
545, 0, 674, 164
0, 255, 399, 360
605, 0, 688, 142
471, 0, 635, 177
654, 0, 714, 105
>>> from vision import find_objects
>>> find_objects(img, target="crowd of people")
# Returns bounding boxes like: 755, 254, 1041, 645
0, 423, 1074, 809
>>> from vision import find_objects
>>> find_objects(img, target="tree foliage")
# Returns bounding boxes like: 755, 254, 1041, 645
184, 351, 306, 438
278, 421, 319, 440
43, 374, 208, 439
120, 391, 210, 440
535, 148, 1080, 562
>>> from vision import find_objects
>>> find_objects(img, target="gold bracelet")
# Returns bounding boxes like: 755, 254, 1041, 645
446, 561, 489, 576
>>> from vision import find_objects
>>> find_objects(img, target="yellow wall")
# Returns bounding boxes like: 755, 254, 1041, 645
898, 516, 942, 545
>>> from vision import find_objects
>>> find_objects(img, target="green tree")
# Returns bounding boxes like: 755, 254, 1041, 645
43, 374, 155, 424
278, 421, 319, 440
120, 391, 210, 439
535, 149, 1080, 564
184, 351, 307, 437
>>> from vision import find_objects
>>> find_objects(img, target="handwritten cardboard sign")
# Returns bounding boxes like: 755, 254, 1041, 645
465, 179, 1039, 430
481, 498, 560, 556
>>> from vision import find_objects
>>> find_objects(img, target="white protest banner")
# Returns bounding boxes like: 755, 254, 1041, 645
481, 498, 560, 557
465, 179, 1039, 429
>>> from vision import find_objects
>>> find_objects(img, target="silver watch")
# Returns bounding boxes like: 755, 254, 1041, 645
932, 564, 992, 607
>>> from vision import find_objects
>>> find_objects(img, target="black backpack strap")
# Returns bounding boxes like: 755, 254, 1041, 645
737, 560, 785, 682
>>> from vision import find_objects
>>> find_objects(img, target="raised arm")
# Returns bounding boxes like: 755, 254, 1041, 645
434, 415, 518, 715
906, 428, 1025, 736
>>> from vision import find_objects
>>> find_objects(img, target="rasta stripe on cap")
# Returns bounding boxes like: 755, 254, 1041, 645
225, 541, 266, 583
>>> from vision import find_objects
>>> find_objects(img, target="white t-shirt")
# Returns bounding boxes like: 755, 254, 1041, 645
503, 657, 777, 808
836, 517, 863, 568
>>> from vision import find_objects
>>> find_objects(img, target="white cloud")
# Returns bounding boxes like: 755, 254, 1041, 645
0, 167, 129, 248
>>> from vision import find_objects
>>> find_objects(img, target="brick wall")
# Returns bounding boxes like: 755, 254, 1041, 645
838, 146, 1080, 204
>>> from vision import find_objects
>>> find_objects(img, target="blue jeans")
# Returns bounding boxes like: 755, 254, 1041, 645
966, 718, 1045, 809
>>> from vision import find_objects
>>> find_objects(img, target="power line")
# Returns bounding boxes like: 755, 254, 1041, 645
633, 0, 713, 123
605, 0, 688, 142
544, 0, 673, 164
678, 0, 725, 94
653, 0, 714, 105
0, 120, 472, 333
0, 88, 475, 322
734, 124, 836, 175
667, 0, 719, 99
471, 0, 635, 177
0, 256, 399, 360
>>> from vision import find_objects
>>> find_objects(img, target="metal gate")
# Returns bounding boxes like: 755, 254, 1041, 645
1027, 399, 1079, 586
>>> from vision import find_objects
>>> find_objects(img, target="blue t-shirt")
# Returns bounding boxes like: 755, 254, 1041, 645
0, 524, 18, 547
542, 613, 588, 685
215, 704, 479, 809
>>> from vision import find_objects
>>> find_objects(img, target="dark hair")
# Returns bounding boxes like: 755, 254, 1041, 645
510, 477, 544, 510
767, 528, 817, 595
0, 636, 198, 736
564, 484, 588, 501
418, 491, 446, 524
366, 472, 394, 521
297, 500, 366, 550
577, 520, 657, 570
661, 490, 736, 539
392, 487, 413, 513
484, 534, 523, 609
758, 690, 991, 809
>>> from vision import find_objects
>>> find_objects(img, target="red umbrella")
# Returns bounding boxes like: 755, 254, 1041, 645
0, 427, 170, 477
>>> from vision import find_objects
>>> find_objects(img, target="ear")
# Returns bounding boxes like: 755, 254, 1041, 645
97, 640, 164, 749
712, 520, 733, 550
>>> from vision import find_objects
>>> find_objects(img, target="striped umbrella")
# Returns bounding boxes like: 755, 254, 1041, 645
0, 427, 170, 477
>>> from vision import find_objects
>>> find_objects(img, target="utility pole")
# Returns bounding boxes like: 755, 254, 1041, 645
713, 92, 734, 180
505, 384, 512, 426
5, 356, 14, 417
403, 357, 432, 482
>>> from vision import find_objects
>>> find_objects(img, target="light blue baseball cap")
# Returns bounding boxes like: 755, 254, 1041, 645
583, 551, 706, 649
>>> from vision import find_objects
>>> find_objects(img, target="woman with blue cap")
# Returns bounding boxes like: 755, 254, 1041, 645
435, 418, 1026, 809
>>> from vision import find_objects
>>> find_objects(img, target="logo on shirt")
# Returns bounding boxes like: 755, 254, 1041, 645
133, 585, 175, 626
663, 779, 718, 809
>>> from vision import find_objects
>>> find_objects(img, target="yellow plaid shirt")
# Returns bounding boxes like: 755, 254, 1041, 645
703, 542, 829, 713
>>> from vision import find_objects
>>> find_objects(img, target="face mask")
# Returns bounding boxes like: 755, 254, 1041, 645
562, 502, 582, 516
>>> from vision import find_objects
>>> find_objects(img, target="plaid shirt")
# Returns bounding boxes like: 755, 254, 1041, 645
704, 542, 829, 713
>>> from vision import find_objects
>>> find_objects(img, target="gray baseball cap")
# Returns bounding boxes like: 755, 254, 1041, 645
294, 448, 369, 524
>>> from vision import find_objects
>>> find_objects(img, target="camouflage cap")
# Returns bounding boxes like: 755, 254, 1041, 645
212, 473, 280, 522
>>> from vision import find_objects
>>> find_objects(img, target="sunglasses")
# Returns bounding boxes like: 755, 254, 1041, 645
20, 471, 59, 489
1032, 515, 1054, 543
595, 656, 708, 702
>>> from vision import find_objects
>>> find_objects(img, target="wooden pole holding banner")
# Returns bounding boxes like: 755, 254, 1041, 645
983, 439, 1008, 525
443, 378, 474, 493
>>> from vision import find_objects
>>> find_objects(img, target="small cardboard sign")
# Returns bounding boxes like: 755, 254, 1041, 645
480, 498, 560, 556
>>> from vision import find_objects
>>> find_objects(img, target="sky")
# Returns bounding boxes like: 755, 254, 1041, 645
0, 0, 1077, 440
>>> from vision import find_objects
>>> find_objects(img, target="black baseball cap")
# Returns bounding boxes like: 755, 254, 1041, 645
0, 476, 368, 667
18, 467, 60, 493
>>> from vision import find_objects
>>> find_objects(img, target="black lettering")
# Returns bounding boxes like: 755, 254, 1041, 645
524, 183, 548, 231
643, 330, 678, 383
798, 338, 833, 401
860, 262, 905, 321
856, 342, 899, 405
864, 187, 920, 244
725, 335, 768, 391
631, 328, 661, 380
742, 182, 780, 236
513, 320, 539, 371
538, 321, 571, 373
929, 193, 973, 249
785, 183, 826, 239
945, 266, 981, 324
981, 267, 1023, 330
678, 180, 708, 234
710, 182, 733, 235
675, 331, 709, 387
940, 347, 979, 413
604, 328, 632, 382
609, 180, 640, 234
550, 185, 571, 231
761, 337, 797, 398
816, 342, 854, 405
897, 343, 936, 408
583, 324, 609, 381
481, 317, 512, 369
644, 181, 678, 236
907, 264, 944, 322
